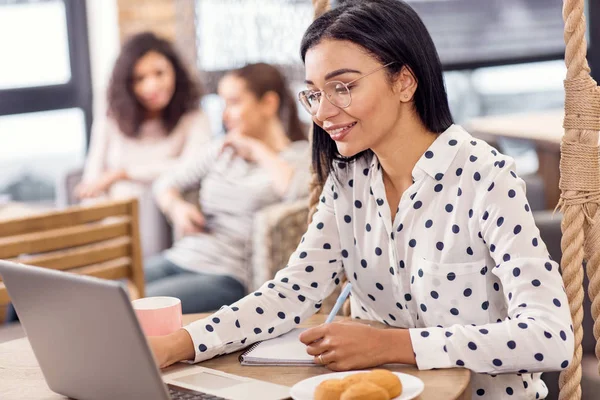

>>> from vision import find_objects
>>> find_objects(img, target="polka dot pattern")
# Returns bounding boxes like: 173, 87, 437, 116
180, 127, 573, 400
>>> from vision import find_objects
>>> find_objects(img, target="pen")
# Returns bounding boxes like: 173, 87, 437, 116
325, 283, 352, 323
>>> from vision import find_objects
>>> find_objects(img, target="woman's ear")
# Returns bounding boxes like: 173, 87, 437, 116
260, 91, 281, 117
394, 66, 418, 103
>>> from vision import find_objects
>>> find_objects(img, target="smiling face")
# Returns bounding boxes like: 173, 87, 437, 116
303, 39, 416, 157
132, 51, 176, 114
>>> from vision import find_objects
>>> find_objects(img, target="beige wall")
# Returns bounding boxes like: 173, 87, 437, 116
116, 0, 177, 42
116, 0, 197, 74
86, 0, 198, 120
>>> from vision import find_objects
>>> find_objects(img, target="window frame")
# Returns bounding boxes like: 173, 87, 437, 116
590, 0, 599, 80
0, 0, 93, 138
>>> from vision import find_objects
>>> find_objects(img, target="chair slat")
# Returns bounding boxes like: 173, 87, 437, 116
0, 201, 130, 238
0, 283, 9, 306
0, 198, 144, 323
0, 258, 131, 306
127, 198, 145, 298
0, 218, 130, 259
0, 237, 131, 281
70, 257, 131, 280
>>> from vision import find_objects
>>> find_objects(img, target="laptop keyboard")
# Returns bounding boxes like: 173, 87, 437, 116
168, 384, 228, 400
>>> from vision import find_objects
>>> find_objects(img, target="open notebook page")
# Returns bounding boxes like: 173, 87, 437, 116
239, 328, 316, 366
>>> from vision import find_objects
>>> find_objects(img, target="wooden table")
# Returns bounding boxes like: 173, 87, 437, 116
466, 109, 564, 210
0, 313, 471, 400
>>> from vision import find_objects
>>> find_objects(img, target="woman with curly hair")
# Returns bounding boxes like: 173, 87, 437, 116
75, 32, 212, 256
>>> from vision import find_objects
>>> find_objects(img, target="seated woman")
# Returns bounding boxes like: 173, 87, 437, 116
75, 32, 211, 257
148, 1, 574, 399
148, 62, 310, 314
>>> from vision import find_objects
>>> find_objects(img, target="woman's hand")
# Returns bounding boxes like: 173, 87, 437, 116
147, 335, 175, 369
221, 131, 271, 163
222, 130, 295, 196
74, 169, 127, 199
169, 200, 207, 236
299, 322, 416, 371
148, 329, 196, 369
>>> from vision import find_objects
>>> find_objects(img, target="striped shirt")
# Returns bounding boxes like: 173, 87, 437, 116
153, 139, 311, 288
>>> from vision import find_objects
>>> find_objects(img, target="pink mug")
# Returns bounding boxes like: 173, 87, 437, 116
132, 296, 182, 336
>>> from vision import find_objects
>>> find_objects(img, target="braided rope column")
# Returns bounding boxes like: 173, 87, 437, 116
312, 0, 330, 20
559, 1, 600, 399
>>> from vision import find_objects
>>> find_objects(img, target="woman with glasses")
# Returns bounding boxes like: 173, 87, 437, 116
148, 1, 573, 398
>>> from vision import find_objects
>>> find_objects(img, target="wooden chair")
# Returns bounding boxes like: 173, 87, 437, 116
57, 168, 311, 294
0, 199, 144, 323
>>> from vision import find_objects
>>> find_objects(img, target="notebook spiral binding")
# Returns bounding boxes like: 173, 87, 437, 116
238, 340, 264, 362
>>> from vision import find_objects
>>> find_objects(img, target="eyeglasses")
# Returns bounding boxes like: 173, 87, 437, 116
298, 62, 395, 116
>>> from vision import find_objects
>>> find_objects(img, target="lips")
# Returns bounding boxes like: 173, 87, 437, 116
326, 122, 357, 141
145, 94, 165, 104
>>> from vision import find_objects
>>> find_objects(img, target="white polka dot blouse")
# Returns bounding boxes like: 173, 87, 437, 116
184, 124, 574, 399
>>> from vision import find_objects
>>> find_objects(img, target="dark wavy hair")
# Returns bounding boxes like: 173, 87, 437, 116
229, 63, 306, 142
107, 32, 203, 138
300, 0, 454, 184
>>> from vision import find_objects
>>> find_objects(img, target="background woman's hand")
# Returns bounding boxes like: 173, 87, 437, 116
299, 322, 413, 371
74, 169, 127, 199
169, 200, 207, 236
221, 131, 270, 163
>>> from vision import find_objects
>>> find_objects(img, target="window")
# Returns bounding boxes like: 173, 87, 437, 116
406, 0, 567, 70
0, 0, 71, 89
196, 0, 312, 70
195, 0, 312, 93
0, 0, 92, 203
0, 109, 86, 202
590, 0, 599, 79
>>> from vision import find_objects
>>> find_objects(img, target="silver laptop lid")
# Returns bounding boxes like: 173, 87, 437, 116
0, 260, 170, 400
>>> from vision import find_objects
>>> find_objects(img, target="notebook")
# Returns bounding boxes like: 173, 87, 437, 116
239, 328, 316, 366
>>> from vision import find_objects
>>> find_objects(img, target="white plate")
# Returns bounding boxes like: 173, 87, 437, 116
290, 370, 425, 400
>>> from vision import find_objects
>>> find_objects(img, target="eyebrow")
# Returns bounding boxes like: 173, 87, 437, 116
304, 68, 362, 84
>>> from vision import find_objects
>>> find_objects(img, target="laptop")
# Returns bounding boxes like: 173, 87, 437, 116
0, 260, 291, 400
